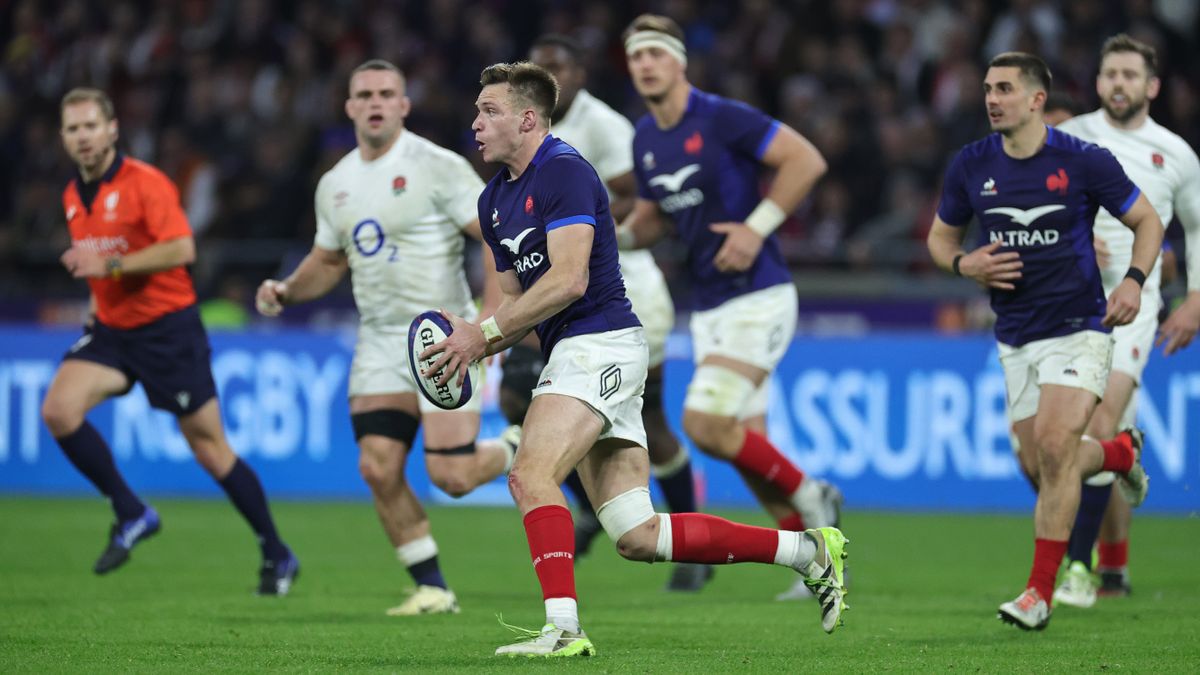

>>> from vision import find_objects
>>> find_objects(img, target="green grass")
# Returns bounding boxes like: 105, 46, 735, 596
1, 498, 1198, 672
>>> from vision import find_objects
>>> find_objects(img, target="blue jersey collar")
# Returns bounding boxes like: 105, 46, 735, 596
529, 134, 557, 168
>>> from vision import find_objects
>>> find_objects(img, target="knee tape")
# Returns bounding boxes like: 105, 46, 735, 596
425, 442, 475, 456
684, 365, 757, 417
351, 409, 419, 446
596, 486, 656, 543
741, 377, 770, 419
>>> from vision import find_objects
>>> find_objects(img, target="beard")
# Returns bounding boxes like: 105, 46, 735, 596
1102, 94, 1147, 123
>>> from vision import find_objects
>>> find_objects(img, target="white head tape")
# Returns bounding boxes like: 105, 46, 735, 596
624, 30, 687, 68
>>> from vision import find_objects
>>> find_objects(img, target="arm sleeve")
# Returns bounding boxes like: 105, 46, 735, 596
435, 153, 487, 230
713, 98, 780, 161
590, 109, 636, 182
142, 172, 192, 241
1087, 145, 1141, 218
313, 174, 343, 251
935, 150, 974, 227
477, 193, 511, 272
536, 158, 601, 232
1173, 146, 1200, 291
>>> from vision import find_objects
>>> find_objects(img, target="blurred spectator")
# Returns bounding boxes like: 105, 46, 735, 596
2, 0, 1198, 313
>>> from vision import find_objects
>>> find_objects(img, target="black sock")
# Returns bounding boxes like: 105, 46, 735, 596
655, 460, 697, 513
218, 458, 286, 560
408, 556, 448, 589
562, 471, 596, 517
1068, 483, 1112, 569
55, 421, 144, 521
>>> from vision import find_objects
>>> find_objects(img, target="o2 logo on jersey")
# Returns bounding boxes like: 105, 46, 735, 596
352, 219, 399, 262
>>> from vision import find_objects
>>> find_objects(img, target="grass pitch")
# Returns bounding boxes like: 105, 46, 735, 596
1, 497, 1198, 672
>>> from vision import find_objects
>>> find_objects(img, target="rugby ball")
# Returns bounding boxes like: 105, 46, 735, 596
407, 310, 481, 410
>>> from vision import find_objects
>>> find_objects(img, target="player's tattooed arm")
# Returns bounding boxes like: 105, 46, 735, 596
927, 216, 1023, 290
256, 245, 348, 316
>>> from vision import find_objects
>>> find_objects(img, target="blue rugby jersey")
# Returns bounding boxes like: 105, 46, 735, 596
937, 127, 1141, 347
632, 88, 791, 311
479, 135, 639, 359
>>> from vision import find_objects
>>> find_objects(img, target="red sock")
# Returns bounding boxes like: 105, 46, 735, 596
1098, 540, 1128, 569
1099, 433, 1134, 473
670, 513, 778, 565
523, 505, 576, 600
777, 512, 805, 531
732, 429, 805, 496
1027, 538, 1068, 601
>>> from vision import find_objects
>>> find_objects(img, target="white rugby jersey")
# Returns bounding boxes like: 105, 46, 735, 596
314, 130, 484, 327
551, 89, 665, 285
1058, 111, 1200, 292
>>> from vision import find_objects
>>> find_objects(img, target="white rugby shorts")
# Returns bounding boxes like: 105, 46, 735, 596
531, 327, 648, 447
690, 283, 798, 372
1109, 290, 1161, 385
349, 324, 483, 412
998, 330, 1113, 423
621, 252, 674, 369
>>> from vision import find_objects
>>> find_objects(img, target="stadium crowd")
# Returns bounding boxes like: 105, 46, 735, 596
2, 0, 1198, 310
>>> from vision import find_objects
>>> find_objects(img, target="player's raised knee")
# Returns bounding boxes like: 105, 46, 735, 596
681, 409, 739, 455
1034, 425, 1077, 457
597, 487, 660, 562
614, 519, 660, 562
426, 444, 478, 497
428, 470, 473, 499
41, 396, 82, 438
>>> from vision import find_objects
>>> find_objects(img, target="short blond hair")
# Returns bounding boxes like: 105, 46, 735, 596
61, 87, 115, 122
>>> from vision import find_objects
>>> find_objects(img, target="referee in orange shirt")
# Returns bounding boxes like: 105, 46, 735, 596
41, 88, 299, 595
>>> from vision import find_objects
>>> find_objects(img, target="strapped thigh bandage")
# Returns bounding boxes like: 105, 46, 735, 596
684, 364, 757, 417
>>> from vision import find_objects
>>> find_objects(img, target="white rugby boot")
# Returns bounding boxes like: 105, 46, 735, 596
1116, 427, 1149, 507
385, 585, 460, 616
494, 622, 596, 658
1053, 561, 1098, 608
792, 527, 849, 633
998, 587, 1051, 630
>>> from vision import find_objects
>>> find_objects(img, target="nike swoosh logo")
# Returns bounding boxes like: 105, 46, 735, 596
648, 164, 701, 193
500, 227, 536, 255
983, 204, 1066, 226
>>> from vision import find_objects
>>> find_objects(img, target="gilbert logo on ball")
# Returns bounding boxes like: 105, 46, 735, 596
407, 310, 479, 410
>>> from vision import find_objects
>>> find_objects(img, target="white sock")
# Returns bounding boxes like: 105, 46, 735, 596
655, 513, 673, 562
790, 479, 825, 527
396, 535, 437, 566
774, 530, 816, 569
545, 597, 580, 633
